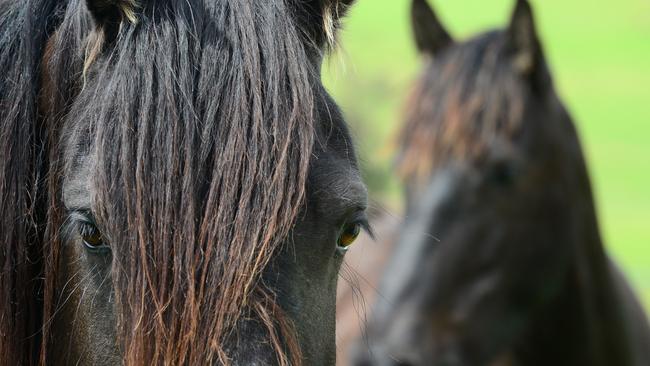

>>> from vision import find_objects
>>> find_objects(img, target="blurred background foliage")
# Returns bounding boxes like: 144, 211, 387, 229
323, 0, 650, 309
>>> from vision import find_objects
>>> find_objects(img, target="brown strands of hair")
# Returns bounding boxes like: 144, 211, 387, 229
398, 32, 526, 188
66, 1, 313, 364
0, 1, 68, 364
2, 0, 324, 364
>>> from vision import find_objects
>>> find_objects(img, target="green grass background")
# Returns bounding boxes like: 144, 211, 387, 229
323, 0, 650, 310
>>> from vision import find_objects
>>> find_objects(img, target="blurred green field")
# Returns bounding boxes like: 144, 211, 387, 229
324, 0, 650, 310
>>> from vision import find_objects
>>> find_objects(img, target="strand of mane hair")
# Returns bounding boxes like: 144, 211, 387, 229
0, 0, 67, 365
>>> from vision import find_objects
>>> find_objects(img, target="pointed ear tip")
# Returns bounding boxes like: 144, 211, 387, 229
514, 0, 533, 15
510, 0, 536, 28
412, 0, 429, 9
411, 0, 439, 25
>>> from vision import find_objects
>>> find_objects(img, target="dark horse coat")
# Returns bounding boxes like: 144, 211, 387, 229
349, 1, 650, 365
0, 0, 370, 365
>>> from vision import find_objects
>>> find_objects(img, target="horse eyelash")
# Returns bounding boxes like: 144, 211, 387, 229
62, 210, 100, 240
77, 221, 100, 238
360, 220, 375, 241
347, 212, 374, 241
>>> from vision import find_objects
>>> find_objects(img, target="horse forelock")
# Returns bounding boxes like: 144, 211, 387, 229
30, 0, 319, 365
90, 2, 312, 364
399, 32, 527, 187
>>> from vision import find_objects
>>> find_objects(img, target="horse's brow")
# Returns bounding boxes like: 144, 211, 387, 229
63, 178, 92, 211
62, 154, 93, 211
331, 178, 368, 215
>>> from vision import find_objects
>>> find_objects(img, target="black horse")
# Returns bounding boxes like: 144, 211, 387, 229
0, 0, 369, 365
354, 1, 650, 365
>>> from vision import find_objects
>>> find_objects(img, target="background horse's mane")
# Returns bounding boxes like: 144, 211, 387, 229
1, 0, 324, 364
398, 32, 528, 186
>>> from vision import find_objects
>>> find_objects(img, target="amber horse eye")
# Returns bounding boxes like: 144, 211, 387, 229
337, 222, 361, 249
80, 223, 105, 250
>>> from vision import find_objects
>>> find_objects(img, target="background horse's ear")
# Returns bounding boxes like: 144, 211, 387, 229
507, 0, 546, 83
411, 0, 453, 55
291, 0, 356, 49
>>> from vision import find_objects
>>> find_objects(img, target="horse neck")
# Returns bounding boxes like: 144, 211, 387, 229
516, 170, 634, 366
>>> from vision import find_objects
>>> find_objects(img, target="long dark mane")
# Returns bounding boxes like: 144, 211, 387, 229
398, 32, 531, 187
0, 1, 65, 364
2, 0, 324, 364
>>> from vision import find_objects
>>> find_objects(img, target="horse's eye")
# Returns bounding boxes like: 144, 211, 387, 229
79, 223, 106, 251
337, 222, 361, 249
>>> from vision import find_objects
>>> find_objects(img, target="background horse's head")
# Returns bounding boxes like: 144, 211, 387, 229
1, 0, 368, 365
354, 0, 608, 365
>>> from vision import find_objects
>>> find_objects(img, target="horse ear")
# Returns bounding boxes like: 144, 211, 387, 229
86, 0, 138, 39
292, 0, 356, 48
507, 0, 542, 77
83, 0, 139, 73
411, 0, 453, 55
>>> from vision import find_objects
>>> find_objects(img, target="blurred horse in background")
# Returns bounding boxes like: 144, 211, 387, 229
349, 0, 650, 365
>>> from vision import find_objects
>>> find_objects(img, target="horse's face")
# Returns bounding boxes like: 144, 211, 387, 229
57, 93, 367, 366
50, 1, 363, 365
356, 1, 584, 365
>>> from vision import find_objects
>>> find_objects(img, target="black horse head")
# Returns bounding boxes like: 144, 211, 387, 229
1, 0, 368, 365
